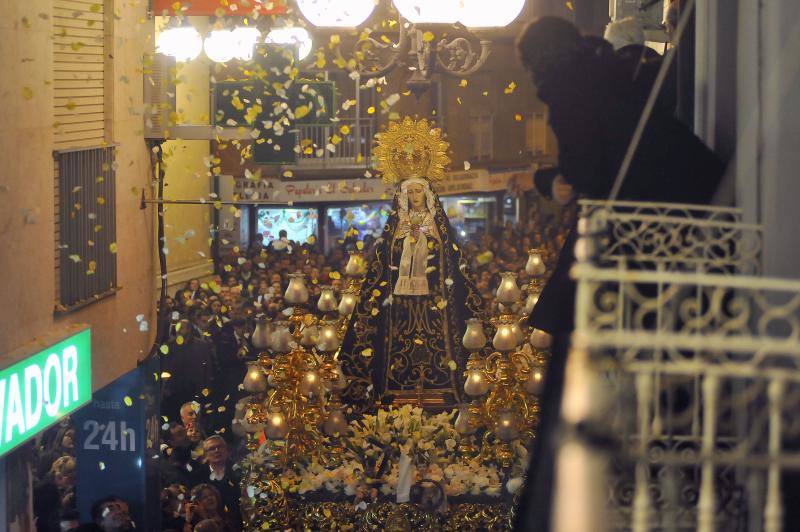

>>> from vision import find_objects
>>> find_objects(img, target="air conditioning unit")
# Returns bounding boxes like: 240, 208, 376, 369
142, 53, 252, 141
525, 112, 549, 157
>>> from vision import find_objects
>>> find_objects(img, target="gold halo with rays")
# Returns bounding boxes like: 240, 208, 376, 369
373, 116, 451, 184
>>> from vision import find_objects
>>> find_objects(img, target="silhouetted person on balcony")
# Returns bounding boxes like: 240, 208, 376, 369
514, 16, 724, 531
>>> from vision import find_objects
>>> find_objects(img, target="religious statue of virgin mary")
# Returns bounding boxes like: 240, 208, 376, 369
340, 117, 485, 411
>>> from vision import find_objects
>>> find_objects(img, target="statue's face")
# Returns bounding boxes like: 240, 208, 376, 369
406, 183, 426, 210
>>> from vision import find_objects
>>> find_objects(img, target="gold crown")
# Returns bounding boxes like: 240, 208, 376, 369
373, 116, 451, 184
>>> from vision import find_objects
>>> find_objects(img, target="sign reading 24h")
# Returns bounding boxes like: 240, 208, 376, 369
0, 328, 92, 456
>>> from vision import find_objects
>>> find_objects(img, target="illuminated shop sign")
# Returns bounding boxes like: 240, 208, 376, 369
0, 328, 91, 456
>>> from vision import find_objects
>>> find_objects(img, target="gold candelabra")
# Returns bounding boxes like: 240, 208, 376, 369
240, 250, 369, 461
241, 274, 350, 464
456, 249, 552, 468
337, 250, 367, 337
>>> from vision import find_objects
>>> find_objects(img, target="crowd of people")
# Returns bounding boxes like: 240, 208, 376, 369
30, 197, 571, 531
153, 196, 571, 531
23, 6, 726, 530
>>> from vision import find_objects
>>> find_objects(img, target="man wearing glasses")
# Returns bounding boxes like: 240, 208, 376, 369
202, 436, 241, 527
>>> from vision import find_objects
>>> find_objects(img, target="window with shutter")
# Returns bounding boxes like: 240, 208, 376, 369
525, 111, 550, 156
53, 0, 115, 312
53, 0, 108, 149
469, 114, 494, 161
54, 146, 118, 313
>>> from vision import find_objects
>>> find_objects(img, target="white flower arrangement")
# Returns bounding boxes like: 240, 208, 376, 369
241, 407, 528, 502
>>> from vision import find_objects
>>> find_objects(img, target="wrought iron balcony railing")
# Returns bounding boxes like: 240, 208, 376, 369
292, 119, 374, 170
552, 200, 798, 532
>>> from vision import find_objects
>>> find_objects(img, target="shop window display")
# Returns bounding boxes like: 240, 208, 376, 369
324, 203, 391, 247
256, 208, 318, 243
440, 196, 496, 240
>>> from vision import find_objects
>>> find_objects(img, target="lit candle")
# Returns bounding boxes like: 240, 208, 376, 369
323, 408, 349, 436
525, 249, 546, 276
523, 363, 545, 395
317, 286, 338, 313
495, 410, 519, 442
299, 371, 321, 396
264, 411, 288, 440
284, 273, 309, 305
522, 289, 540, 316
464, 369, 490, 396
242, 362, 267, 393
316, 322, 341, 352
462, 318, 487, 350
338, 289, 358, 317
251, 316, 272, 349
300, 323, 319, 348
270, 321, 292, 352
530, 328, 552, 349
493, 321, 518, 352
495, 272, 521, 306
345, 251, 366, 276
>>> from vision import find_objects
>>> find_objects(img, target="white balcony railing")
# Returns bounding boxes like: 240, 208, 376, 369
292, 119, 374, 169
553, 200, 799, 532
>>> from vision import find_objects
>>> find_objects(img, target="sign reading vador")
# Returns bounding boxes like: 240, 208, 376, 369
0, 329, 91, 456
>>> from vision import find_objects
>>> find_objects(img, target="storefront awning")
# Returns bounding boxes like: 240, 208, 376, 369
218, 168, 533, 205
437, 168, 534, 196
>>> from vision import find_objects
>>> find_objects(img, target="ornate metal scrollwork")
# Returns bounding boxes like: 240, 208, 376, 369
558, 200, 800, 531
326, 22, 492, 97
443, 503, 512, 531
361, 502, 439, 531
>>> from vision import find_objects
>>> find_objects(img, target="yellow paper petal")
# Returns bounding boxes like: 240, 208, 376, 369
295, 105, 310, 120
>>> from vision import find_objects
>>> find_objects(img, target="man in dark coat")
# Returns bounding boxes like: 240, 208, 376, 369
160, 319, 217, 424
514, 17, 725, 531
200, 435, 242, 527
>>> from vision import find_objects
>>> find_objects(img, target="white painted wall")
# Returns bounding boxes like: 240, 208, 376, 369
758, 0, 800, 278
699, 0, 800, 277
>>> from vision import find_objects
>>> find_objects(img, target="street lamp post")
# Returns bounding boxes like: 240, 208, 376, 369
155, 1, 526, 95
306, 0, 526, 97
